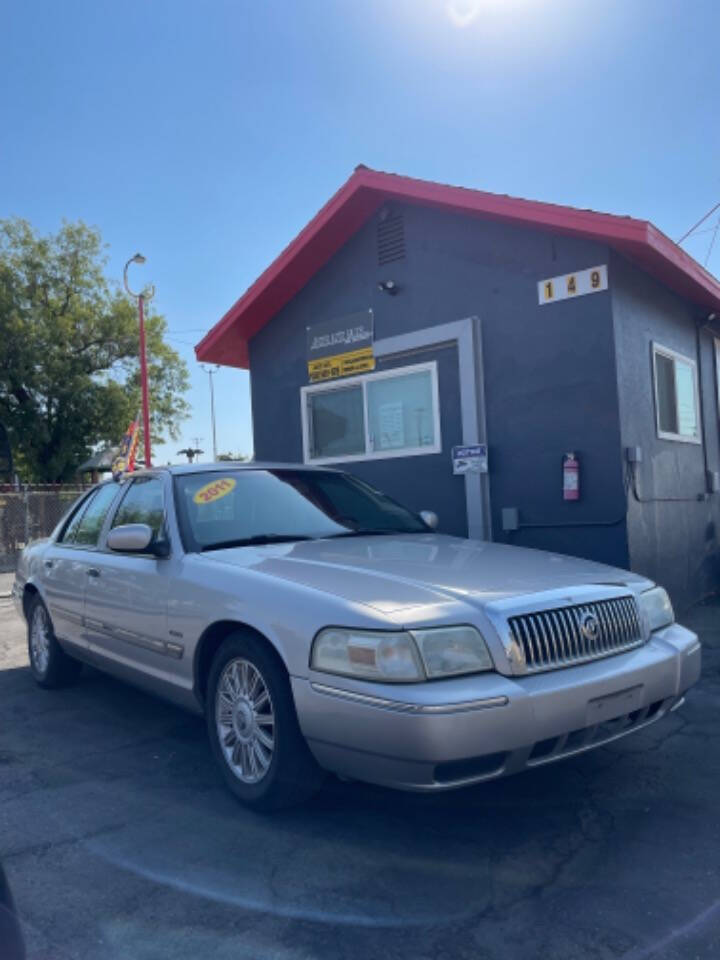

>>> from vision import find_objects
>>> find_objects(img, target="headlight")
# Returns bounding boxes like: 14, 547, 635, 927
411, 626, 493, 678
311, 629, 424, 682
638, 587, 674, 632
310, 625, 493, 682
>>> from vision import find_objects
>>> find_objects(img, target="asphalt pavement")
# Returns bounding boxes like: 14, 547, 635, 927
1, 576, 719, 960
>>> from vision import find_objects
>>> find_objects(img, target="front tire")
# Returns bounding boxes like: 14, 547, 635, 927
27, 595, 82, 689
206, 633, 325, 811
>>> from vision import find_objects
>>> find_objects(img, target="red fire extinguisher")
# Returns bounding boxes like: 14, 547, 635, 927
563, 452, 580, 501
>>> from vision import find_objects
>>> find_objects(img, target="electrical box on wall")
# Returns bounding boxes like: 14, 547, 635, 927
501, 507, 519, 532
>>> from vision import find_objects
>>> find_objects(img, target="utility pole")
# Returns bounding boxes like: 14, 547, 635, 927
200, 365, 220, 461
123, 253, 155, 468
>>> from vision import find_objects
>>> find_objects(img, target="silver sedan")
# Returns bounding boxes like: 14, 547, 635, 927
13, 464, 701, 810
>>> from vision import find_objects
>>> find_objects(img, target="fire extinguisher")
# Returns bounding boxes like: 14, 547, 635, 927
563, 452, 580, 501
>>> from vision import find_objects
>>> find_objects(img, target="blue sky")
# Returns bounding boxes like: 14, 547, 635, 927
3, 0, 719, 465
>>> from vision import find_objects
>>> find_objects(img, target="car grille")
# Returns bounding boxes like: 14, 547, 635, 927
508, 596, 644, 673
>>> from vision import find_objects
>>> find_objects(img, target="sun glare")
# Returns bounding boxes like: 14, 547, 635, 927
446, 0, 483, 28
445, 0, 536, 28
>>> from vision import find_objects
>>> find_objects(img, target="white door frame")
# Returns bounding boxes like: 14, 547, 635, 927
373, 315, 490, 540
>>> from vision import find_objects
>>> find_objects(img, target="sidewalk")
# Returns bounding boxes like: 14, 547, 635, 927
0, 572, 14, 597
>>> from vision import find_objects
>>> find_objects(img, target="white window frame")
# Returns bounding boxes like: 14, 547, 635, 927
652, 342, 702, 445
300, 360, 442, 465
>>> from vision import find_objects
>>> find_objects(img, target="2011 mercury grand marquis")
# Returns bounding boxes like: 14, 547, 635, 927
13, 464, 701, 809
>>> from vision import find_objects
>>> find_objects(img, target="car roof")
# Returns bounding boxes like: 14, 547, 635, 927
129, 461, 339, 478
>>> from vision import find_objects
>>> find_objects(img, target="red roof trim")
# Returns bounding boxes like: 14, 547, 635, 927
196, 167, 720, 368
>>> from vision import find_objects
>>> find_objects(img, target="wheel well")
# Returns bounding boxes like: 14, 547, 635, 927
193, 621, 286, 707
22, 583, 39, 620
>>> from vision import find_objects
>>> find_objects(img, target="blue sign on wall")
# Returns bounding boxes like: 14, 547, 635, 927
452, 444, 488, 475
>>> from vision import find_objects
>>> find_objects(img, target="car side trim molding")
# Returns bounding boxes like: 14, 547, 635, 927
51, 605, 84, 627
84, 618, 183, 659
310, 682, 509, 714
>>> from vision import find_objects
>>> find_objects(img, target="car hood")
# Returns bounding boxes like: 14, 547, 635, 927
200, 534, 652, 618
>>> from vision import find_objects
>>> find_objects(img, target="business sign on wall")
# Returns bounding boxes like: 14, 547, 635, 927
538, 264, 608, 306
306, 309, 375, 382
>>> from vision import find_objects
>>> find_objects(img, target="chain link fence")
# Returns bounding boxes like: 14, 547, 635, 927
0, 484, 89, 572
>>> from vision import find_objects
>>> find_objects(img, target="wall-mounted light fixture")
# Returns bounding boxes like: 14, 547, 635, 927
377, 280, 399, 296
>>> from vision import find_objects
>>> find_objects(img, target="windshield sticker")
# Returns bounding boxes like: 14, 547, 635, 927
193, 477, 237, 505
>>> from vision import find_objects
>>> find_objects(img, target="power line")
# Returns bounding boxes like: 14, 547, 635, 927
704, 216, 720, 267
680, 223, 720, 240
676, 201, 720, 245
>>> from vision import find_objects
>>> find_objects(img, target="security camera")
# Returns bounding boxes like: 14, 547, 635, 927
377, 280, 398, 295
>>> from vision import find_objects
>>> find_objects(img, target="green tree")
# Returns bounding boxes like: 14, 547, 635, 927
0, 218, 190, 481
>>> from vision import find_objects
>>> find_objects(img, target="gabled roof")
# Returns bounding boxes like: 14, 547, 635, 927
195, 166, 720, 368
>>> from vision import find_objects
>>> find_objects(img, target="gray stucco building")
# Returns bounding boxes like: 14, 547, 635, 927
196, 167, 720, 611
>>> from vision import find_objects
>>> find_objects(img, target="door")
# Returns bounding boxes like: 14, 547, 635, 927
349, 345, 468, 536
302, 317, 487, 539
83, 475, 172, 678
42, 484, 122, 648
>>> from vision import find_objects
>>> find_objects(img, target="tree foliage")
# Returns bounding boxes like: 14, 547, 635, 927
0, 218, 190, 481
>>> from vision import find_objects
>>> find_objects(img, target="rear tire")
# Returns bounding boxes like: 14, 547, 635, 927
205, 632, 325, 811
27, 595, 82, 689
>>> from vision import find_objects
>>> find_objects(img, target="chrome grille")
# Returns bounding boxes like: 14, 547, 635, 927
508, 596, 644, 673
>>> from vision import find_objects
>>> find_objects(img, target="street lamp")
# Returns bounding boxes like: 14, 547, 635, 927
123, 253, 155, 468
200, 365, 220, 461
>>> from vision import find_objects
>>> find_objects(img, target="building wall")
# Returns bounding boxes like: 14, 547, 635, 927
250, 202, 630, 567
610, 251, 720, 611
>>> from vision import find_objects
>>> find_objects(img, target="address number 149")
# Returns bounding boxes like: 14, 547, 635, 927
538, 264, 608, 306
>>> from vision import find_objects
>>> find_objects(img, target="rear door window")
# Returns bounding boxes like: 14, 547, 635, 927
73, 484, 122, 547
58, 490, 97, 544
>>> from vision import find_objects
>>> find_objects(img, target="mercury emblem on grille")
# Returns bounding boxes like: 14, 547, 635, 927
579, 610, 600, 642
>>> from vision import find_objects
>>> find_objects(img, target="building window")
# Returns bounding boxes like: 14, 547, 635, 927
302, 361, 442, 464
652, 343, 701, 443
306, 385, 365, 460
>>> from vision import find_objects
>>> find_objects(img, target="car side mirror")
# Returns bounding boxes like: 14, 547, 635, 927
107, 523, 166, 555
419, 510, 439, 530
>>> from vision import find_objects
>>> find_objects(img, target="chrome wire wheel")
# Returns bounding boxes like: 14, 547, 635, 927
215, 658, 275, 784
30, 604, 51, 675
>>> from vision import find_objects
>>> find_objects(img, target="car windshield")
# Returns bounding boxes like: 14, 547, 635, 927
173, 468, 429, 551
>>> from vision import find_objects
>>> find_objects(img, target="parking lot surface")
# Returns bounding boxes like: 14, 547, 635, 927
1, 573, 719, 960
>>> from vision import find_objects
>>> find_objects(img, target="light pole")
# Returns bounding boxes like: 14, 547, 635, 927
201, 364, 220, 461
123, 253, 155, 468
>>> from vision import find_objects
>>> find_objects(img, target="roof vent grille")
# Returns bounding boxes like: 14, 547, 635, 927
377, 212, 406, 266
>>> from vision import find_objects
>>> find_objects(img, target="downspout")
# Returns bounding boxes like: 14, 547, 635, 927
696, 312, 717, 493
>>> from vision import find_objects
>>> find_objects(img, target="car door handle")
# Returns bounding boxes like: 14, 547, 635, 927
86, 568, 101, 578
44, 560, 54, 569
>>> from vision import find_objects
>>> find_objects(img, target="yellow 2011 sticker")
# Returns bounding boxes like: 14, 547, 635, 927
193, 476, 237, 505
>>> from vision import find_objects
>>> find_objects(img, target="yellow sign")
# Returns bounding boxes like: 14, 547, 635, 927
193, 476, 237, 505
307, 346, 375, 383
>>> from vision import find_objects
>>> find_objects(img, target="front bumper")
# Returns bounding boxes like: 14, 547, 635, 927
292, 623, 701, 791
